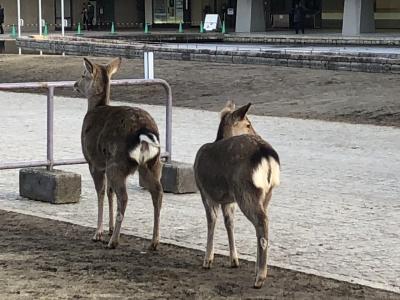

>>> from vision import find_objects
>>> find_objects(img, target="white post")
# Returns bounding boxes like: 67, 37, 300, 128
144, 52, 154, 79
17, 0, 21, 55
17, 0, 21, 37
61, 0, 65, 36
38, 0, 42, 35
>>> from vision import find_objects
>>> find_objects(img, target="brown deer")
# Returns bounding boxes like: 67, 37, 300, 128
194, 101, 280, 288
74, 57, 163, 250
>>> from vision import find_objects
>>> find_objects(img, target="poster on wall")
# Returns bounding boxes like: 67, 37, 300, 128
204, 14, 221, 31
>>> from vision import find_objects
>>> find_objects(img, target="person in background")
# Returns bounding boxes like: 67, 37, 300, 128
293, 3, 305, 34
0, 5, 5, 34
87, 2, 94, 30
81, 3, 88, 30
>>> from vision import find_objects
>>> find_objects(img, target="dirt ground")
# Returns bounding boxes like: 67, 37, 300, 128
1, 210, 399, 300
0, 55, 399, 127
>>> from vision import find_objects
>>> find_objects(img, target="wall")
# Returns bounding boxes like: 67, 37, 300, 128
1, 0, 55, 32
114, 0, 143, 28
322, 0, 400, 29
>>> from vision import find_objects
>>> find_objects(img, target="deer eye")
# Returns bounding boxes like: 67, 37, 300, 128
246, 124, 251, 128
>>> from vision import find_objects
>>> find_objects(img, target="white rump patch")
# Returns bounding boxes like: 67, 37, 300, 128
129, 133, 160, 165
252, 157, 280, 194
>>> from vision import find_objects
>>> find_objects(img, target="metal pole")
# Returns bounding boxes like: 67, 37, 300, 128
38, 0, 42, 35
47, 87, 54, 171
17, 0, 21, 55
61, 0, 65, 36
17, 0, 21, 37
163, 82, 172, 163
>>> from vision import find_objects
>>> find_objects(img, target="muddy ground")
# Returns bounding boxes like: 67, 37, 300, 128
1, 210, 399, 300
0, 55, 399, 127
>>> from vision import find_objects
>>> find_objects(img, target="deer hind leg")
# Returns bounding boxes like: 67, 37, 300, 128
139, 158, 163, 251
107, 172, 129, 249
106, 181, 115, 236
222, 203, 239, 268
90, 167, 106, 242
201, 192, 219, 269
237, 192, 271, 289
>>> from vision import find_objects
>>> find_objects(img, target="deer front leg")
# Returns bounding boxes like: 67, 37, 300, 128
107, 185, 115, 236
107, 178, 128, 249
222, 203, 239, 268
90, 168, 106, 242
202, 194, 218, 269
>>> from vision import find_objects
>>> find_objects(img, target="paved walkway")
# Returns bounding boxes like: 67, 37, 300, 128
0, 91, 399, 293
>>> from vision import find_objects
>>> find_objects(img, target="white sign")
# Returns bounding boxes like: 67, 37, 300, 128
204, 14, 221, 31
227, 8, 234, 15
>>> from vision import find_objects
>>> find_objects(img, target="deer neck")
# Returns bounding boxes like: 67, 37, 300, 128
87, 80, 111, 111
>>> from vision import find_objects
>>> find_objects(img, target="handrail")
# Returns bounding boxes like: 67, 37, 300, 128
0, 78, 173, 170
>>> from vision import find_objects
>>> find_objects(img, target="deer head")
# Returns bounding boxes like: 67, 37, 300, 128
74, 57, 121, 110
215, 101, 256, 141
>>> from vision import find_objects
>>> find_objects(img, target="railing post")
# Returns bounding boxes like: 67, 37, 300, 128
165, 83, 172, 163
47, 87, 54, 171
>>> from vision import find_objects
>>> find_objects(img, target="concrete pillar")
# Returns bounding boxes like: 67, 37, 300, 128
342, 0, 375, 36
145, 0, 152, 25
235, 0, 265, 33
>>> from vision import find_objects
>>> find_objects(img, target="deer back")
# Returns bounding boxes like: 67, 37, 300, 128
82, 105, 160, 172
194, 134, 280, 203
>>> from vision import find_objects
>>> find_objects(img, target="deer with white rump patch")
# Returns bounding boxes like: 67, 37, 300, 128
74, 57, 163, 250
194, 101, 280, 288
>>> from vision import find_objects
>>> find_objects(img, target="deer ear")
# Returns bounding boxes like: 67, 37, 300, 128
107, 57, 121, 77
232, 103, 251, 121
220, 100, 236, 119
83, 58, 94, 74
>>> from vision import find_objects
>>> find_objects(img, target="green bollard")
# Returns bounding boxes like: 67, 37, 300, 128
179, 21, 183, 33
10, 24, 16, 38
111, 22, 116, 34
76, 23, 83, 35
200, 21, 204, 33
221, 21, 226, 34
144, 23, 149, 34
43, 23, 48, 37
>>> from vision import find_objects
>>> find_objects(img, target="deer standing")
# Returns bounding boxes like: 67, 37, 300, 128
74, 57, 163, 250
194, 101, 280, 288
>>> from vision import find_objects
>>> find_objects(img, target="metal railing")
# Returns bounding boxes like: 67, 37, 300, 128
0, 78, 173, 170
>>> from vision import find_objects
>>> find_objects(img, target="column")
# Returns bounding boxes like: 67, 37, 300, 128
235, 0, 265, 33
145, 0, 153, 25
342, 0, 375, 35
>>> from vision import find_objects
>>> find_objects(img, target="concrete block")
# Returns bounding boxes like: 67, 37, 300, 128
19, 168, 81, 204
161, 161, 197, 194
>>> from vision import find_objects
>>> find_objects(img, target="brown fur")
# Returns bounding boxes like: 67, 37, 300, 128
194, 101, 280, 288
74, 57, 163, 250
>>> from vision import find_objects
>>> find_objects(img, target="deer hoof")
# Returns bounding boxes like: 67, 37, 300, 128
231, 258, 240, 268
202, 259, 213, 269
92, 231, 104, 242
253, 276, 266, 289
148, 241, 159, 251
107, 239, 119, 249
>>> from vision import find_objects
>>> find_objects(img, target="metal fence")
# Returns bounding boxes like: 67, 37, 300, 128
0, 78, 173, 171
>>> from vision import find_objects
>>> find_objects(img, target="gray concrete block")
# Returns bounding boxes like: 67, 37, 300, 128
19, 168, 81, 204
161, 161, 198, 194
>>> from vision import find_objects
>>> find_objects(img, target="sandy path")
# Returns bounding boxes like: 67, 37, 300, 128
0, 54, 399, 127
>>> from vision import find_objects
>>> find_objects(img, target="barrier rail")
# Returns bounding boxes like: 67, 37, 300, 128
0, 78, 173, 170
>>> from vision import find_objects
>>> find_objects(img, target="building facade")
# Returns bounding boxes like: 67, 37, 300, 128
0, 0, 399, 33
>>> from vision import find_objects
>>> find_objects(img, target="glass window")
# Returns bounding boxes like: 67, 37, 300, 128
154, 0, 184, 24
